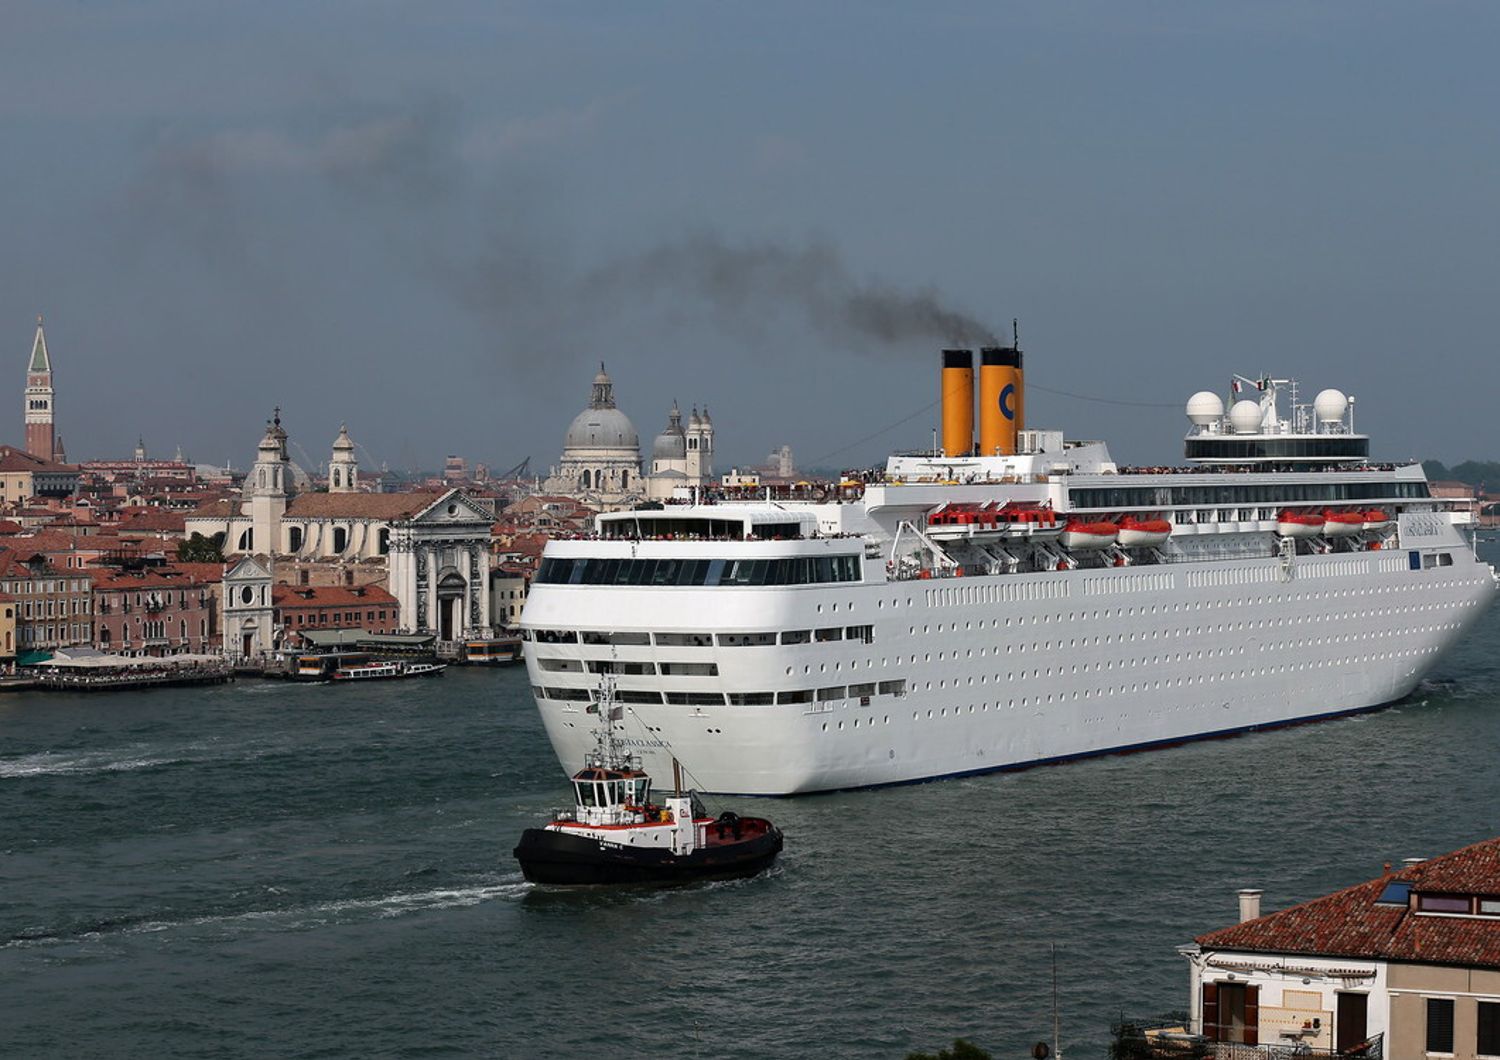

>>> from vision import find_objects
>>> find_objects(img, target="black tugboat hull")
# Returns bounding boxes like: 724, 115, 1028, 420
513, 826, 783, 886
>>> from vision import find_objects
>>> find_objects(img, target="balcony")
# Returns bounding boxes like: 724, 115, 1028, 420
1111, 1015, 1382, 1060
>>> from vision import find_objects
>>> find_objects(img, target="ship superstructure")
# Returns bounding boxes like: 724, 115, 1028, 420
521, 350, 1496, 795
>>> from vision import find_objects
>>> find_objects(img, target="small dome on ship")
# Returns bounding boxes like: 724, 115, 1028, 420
1313, 388, 1348, 425
1186, 391, 1224, 426
1228, 399, 1263, 434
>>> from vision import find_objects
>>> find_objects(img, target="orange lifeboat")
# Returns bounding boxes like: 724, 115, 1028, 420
1059, 520, 1119, 550
1362, 509, 1391, 531
1117, 516, 1172, 549
1322, 510, 1365, 537
1276, 510, 1323, 539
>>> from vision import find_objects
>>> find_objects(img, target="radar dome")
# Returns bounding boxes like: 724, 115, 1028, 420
1313, 388, 1348, 425
1186, 391, 1225, 425
1228, 399, 1263, 434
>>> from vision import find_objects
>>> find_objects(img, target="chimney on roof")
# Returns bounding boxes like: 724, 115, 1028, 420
1402, 857, 1426, 869
1238, 888, 1263, 923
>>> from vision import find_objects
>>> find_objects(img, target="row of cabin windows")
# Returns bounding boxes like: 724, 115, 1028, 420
526, 625, 873, 647
1071, 479, 1429, 509
535, 679, 906, 706
599, 518, 800, 541
534, 554, 862, 587
1183, 436, 1371, 460
538, 658, 719, 676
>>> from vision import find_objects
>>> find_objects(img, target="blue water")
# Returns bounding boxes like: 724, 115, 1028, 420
4, 551, 1499, 1058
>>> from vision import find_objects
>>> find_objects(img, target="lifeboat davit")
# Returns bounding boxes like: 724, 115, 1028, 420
1322, 511, 1365, 537
1060, 520, 1119, 550
1363, 509, 1391, 531
1117, 516, 1172, 549
1276, 510, 1324, 539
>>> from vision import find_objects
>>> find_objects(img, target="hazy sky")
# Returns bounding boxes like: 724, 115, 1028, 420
4, 2, 1498, 472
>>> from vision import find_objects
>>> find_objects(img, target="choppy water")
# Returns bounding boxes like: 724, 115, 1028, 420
4, 549, 1500, 1058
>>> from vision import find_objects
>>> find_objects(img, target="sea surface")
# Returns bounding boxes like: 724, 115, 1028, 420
4, 549, 1500, 1059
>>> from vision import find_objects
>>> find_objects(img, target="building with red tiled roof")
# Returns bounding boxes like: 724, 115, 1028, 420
115, 508, 189, 538
184, 415, 494, 641
0, 547, 92, 653
90, 563, 221, 655
1177, 835, 1500, 1057
273, 583, 398, 642
0, 443, 79, 506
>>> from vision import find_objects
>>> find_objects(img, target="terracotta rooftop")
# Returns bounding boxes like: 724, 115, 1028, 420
117, 509, 188, 534
0, 446, 76, 474
1197, 835, 1500, 968
89, 563, 223, 590
189, 499, 239, 519
272, 584, 398, 607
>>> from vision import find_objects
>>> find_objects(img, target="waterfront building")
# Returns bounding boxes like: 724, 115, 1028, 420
90, 563, 221, 656
0, 591, 15, 670
0, 445, 79, 507
0, 547, 93, 653
23, 316, 62, 463
273, 583, 399, 642
542, 365, 642, 506
222, 556, 274, 660
1167, 836, 1500, 1057
187, 415, 494, 640
489, 565, 529, 631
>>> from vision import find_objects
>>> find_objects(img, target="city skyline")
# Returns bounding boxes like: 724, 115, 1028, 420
5, 3, 1500, 469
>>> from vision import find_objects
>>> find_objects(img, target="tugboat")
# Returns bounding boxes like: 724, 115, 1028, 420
513, 678, 783, 886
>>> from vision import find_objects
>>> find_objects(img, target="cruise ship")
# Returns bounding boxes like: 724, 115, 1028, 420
520, 347, 1497, 794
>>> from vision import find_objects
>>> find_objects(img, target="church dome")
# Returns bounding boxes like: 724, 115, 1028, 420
565, 406, 639, 451
651, 402, 687, 461
562, 363, 639, 452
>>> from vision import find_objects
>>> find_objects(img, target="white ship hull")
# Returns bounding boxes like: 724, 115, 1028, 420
522, 359, 1495, 795
525, 542, 1496, 795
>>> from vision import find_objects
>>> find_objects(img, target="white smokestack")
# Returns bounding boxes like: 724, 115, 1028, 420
1238, 888, 1263, 923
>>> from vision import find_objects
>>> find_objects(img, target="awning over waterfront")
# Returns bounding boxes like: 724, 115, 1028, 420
36, 650, 225, 670
299, 630, 437, 651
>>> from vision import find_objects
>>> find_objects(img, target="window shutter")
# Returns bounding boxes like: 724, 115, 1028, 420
1244, 984, 1260, 1046
1202, 983, 1220, 1042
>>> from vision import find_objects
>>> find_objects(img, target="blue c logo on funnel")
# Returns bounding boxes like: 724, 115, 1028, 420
1000, 384, 1016, 420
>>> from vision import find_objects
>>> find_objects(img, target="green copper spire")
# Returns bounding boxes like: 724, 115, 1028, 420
29, 315, 50, 373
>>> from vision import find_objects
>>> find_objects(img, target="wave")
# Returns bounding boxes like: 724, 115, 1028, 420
0, 749, 189, 779
0, 742, 283, 780
4, 875, 528, 949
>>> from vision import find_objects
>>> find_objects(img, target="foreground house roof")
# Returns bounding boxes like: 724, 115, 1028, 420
1197, 835, 1500, 969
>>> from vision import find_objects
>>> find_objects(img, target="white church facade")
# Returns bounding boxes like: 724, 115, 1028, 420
187, 413, 493, 641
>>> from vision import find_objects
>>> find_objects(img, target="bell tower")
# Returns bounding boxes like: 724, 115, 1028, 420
24, 315, 57, 461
